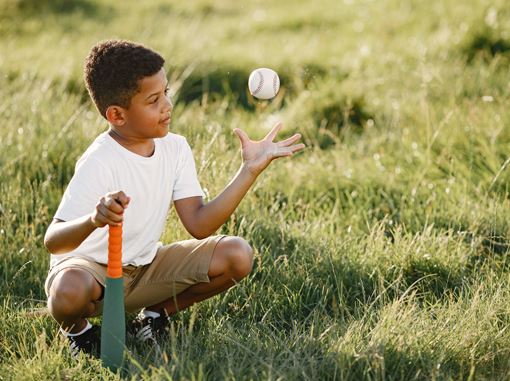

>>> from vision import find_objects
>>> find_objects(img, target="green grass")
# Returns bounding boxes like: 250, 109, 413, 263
2, 0, 510, 379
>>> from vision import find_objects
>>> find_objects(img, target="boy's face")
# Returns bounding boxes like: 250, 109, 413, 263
113, 68, 173, 139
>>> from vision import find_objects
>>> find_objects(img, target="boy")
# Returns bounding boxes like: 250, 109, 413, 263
43, 40, 305, 357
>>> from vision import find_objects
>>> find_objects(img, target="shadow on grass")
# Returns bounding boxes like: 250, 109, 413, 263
122, 317, 508, 380
338, 183, 510, 276
419, 216, 510, 270
308, 95, 374, 150
175, 66, 261, 110
172, 63, 329, 110
4, 61, 330, 113
461, 26, 510, 62
225, 220, 466, 328
124, 320, 343, 380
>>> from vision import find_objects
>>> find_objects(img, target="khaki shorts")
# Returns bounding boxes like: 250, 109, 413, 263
44, 235, 226, 314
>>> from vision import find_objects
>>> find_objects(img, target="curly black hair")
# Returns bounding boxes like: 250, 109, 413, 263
84, 40, 165, 118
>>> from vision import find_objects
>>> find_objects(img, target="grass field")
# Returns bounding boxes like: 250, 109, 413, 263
2, 0, 510, 379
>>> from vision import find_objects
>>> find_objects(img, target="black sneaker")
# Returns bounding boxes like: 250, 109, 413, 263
128, 313, 170, 344
66, 324, 101, 358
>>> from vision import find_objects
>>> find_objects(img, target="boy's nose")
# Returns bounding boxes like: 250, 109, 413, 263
164, 96, 173, 114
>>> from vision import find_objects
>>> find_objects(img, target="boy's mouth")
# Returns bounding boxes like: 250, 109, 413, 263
160, 116, 171, 125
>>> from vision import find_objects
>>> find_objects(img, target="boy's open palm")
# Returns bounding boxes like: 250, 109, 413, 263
233, 122, 305, 176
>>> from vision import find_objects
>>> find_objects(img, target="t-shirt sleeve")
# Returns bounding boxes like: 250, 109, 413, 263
172, 139, 205, 201
54, 155, 110, 222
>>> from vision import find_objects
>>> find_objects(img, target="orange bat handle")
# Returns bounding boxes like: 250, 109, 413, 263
108, 224, 123, 278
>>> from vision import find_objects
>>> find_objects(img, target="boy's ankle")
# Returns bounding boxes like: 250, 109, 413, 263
60, 319, 90, 336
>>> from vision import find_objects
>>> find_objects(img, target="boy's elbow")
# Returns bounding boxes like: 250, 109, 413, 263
44, 240, 54, 254
43, 223, 57, 253
44, 231, 63, 254
188, 226, 212, 240
43, 234, 56, 254
44, 240, 67, 255
191, 231, 211, 240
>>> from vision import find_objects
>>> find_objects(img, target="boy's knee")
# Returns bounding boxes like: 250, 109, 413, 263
48, 268, 100, 317
222, 237, 254, 280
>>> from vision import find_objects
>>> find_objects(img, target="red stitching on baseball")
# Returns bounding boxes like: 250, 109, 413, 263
252, 71, 264, 95
273, 74, 279, 96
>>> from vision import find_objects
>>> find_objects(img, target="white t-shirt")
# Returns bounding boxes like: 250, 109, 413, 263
50, 131, 205, 268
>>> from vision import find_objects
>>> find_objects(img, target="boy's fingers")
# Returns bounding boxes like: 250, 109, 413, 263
264, 122, 283, 141
107, 191, 130, 208
272, 147, 294, 158
94, 213, 110, 227
93, 209, 117, 227
273, 144, 305, 159
290, 143, 306, 152
233, 128, 250, 147
97, 213, 122, 227
116, 191, 130, 207
104, 197, 125, 213
98, 203, 123, 222
277, 133, 302, 147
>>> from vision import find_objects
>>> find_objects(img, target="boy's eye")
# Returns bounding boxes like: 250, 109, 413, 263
151, 88, 169, 104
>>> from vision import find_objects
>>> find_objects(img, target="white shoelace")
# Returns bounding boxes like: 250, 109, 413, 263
136, 324, 155, 342
69, 341, 80, 357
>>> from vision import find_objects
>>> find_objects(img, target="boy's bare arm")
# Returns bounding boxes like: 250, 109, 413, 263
44, 191, 130, 254
174, 164, 256, 239
174, 123, 305, 239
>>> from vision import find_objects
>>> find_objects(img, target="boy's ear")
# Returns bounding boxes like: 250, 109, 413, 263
105, 105, 127, 126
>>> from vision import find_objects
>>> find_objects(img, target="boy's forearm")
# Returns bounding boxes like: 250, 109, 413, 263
196, 164, 258, 236
44, 214, 97, 254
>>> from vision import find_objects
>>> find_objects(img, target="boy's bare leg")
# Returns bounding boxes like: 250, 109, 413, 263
47, 268, 103, 333
147, 236, 254, 316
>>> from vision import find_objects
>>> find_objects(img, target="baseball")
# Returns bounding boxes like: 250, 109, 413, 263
248, 68, 280, 100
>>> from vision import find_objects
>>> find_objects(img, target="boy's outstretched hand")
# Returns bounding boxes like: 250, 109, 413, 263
233, 122, 305, 176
